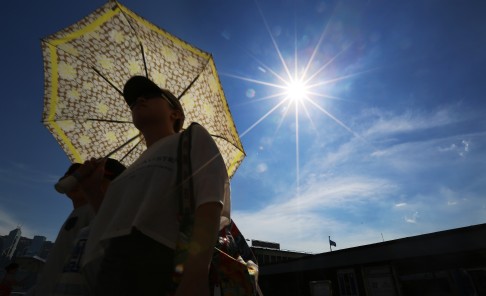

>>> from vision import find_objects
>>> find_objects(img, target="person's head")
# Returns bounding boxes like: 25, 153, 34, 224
60, 159, 126, 203
123, 76, 185, 133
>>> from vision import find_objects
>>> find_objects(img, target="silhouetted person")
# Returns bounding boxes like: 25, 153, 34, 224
81, 76, 230, 295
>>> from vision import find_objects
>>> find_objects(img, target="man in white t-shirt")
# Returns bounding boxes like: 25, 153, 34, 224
28, 163, 95, 295
30, 159, 127, 296
80, 76, 230, 296
52, 159, 126, 296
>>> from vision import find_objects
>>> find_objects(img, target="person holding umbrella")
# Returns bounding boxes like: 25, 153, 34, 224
80, 76, 230, 295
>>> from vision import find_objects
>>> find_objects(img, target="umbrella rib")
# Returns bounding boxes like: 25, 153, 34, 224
207, 134, 245, 156
41, 39, 123, 96
140, 43, 149, 77
87, 118, 133, 124
116, 2, 149, 77
105, 133, 142, 159
91, 67, 123, 96
120, 138, 144, 163
177, 57, 212, 100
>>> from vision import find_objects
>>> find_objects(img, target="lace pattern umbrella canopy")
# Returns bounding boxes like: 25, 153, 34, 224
41, 1, 245, 178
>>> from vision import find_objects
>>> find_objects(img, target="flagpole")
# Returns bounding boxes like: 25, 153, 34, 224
329, 236, 332, 252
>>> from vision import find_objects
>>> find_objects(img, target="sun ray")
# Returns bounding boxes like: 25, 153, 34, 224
306, 90, 353, 102
222, 73, 286, 89
307, 67, 377, 88
301, 3, 340, 82
240, 98, 289, 138
274, 98, 293, 135
304, 45, 351, 85
300, 98, 319, 131
295, 101, 300, 196
254, 0, 293, 81
250, 91, 291, 103
242, 53, 292, 85
306, 98, 365, 141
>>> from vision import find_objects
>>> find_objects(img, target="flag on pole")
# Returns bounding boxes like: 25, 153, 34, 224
329, 236, 337, 251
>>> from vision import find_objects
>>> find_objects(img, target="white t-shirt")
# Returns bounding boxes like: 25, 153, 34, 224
53, 226, 91, 296
32, 204, 94, 295
83, 124, 230, 265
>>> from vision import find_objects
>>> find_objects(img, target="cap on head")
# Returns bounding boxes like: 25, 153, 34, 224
59, 159, 126, 182
59, 163, 82, 182
123, 76, 185, 132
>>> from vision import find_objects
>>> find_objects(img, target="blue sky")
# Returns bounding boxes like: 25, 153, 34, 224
1, 0, 485, 254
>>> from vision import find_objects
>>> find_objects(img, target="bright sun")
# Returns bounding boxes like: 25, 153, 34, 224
285, 79, 309, 103
226, 7, 363, 195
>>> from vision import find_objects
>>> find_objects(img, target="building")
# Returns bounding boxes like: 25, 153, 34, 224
39, 240, 54, 259
1, 228, 54, 263
0, 229, 54, 294
249, 239, 312, 266
1, 227, 21, 260
25, 235, 47, 257
14, 236, 33, 258
259, 223, 486, 296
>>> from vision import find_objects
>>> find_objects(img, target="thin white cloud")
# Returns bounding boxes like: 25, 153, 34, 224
438, 139, 470, 157
404, 211, 419, 223
368, 132, 484, 173
390, 187, 485, 232
231, 105, 485, 253
233, 175, 396, 252
362, 108, 455, 138
0, 207, 35, 238
0, 162, 59, 185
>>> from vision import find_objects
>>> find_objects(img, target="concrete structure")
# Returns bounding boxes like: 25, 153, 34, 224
251, 246, 312, 266
259, 223, 486, 296
39, 240, 54, 260
1, 228, 54, 263
1, 227, 21, 260
13, 236, 33, 258
25, 235, 46, 257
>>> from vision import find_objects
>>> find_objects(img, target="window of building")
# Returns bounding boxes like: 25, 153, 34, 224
337, 269, 359, 296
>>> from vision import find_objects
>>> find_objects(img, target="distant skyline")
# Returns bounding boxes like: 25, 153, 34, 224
1, 0, 485, 253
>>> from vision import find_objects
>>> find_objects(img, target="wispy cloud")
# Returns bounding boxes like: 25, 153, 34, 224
235, 179, 485, 253
232, 104, 486, 253
233, 175, 397, 252
0, 207, 35, 238
438, 139, 470, 157
404, 211, 419, 223
361, 107, 456, 138
0, 162, 59, 186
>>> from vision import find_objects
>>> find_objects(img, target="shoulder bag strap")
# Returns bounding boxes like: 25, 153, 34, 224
177, 122, 199, 236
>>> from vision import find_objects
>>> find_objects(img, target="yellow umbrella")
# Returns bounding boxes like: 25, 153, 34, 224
41, 1, 244, 178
